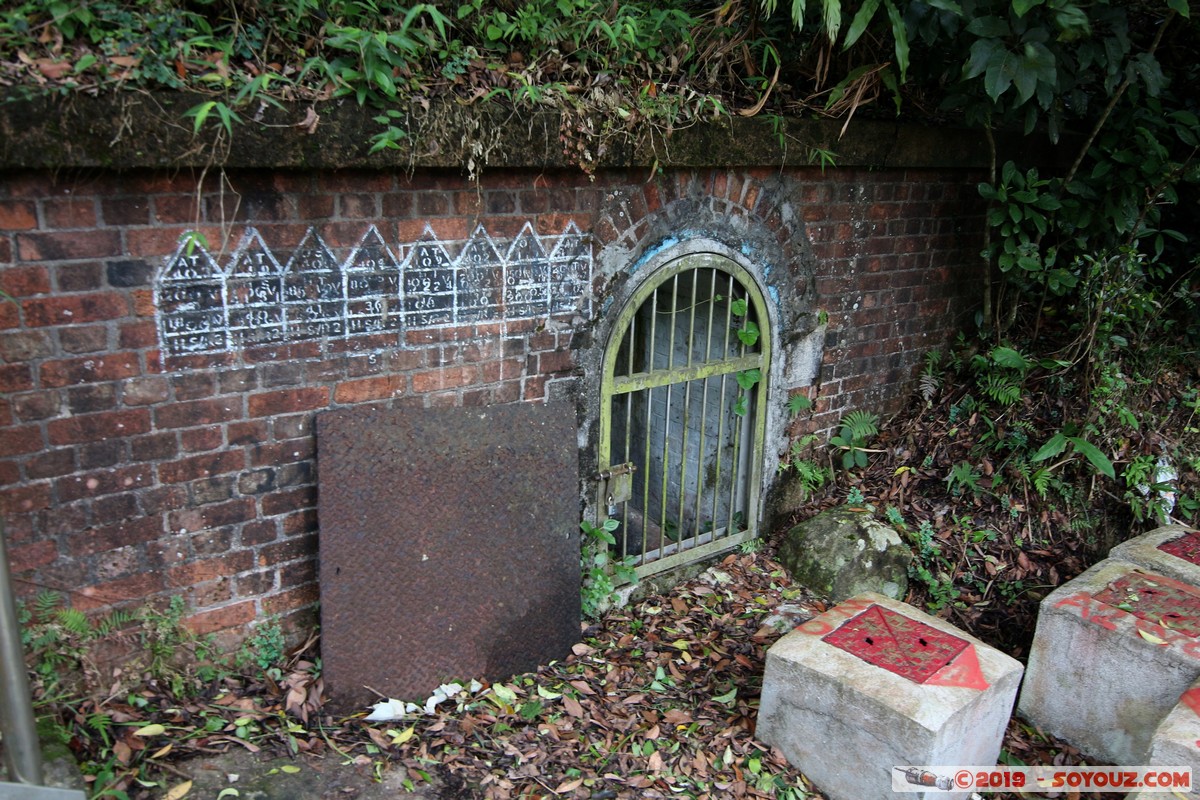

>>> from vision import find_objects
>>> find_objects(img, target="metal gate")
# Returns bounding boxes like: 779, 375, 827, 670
598, 253, 769, 579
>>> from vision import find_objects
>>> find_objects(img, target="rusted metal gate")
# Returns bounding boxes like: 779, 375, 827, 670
598, 253, 769, 578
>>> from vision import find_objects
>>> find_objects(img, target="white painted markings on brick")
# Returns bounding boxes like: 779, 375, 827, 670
156, 222, 592, 358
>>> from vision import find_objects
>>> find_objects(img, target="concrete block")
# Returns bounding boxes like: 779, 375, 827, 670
1133, 677, 1200, 800
1110, 525, 1200, 587
1018, 558, 1200, 766
757, 592, 1023, 800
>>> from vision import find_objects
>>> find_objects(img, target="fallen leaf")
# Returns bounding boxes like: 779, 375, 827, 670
1138, 629, 1168, 645
134, 723, 166, 737
554, 777, 583, 794
562, 694, 584, 718
164, 780, 192, 800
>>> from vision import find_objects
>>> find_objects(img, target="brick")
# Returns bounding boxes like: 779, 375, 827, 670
262, 584, 319, 616
93, 492, 139, 522
118, 320, 157, 349
59, 324, 111, 353
172, 372, 218, 400
227, 420, 269, 446
155, 397, 243, 429
0, 200, 37, 230
41, 355, 139, 388
0, 300, 16, 330
8, 539, 57, 573
140, 483, 183, 517
411, 365, 477, 393
55, 262, 105, 292
101, 197, 150, 226
281, 509, 317, 536
0, 425, 43, 457
57, 464, 153, 502
0, 265, 51, 297
158, 450, 245, 484
259, 362, 308, 389
106, 259, 155, 288
333, 376, 403, 404
262, 486, 316, 516
237, 570, 276, 597
279, 559, 316, 589
250, 440, 315, 469
43, 197, 97, 228
17, 230, 122, 261
219, 368, 257, 393
256, 533, 317, 567
185, 600, 256, 635
66, 383, 118, 414
189, 476, 237, 505
47, 408, 150, 445
180, 427, 223, 452
67, 515, 163, 558
123, 376, 170, 405
241, 520, 278, 546
167, 551, 255, 588
79, 438, 127, 469
191, 527, 234, 556
0, 330, 54, 361
0, 364, 33, 393
247, 387, 329, 417
274, 414, 311, 440
187, 579, 234, 609
131, 432, 178, 461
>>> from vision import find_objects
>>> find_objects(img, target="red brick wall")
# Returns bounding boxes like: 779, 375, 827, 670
0, 165, 984, 635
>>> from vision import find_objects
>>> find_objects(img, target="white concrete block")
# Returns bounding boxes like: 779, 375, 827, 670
757, 592, 1023, 800
1128, 676, 1200, 800
1018, 558, 1200, 766
1110, 525, 1200, 587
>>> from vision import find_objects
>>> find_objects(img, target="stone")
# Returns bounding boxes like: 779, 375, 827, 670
1110, 524, 1200, 587
1139, 676, 1200, 799
1017, 558, 1200, 765
757, 592, 1023, 800
776, 506, 912, 601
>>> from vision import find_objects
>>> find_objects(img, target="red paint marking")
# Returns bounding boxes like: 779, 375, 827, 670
798, 619, 833, 636
1181, 687, 1200, 716
823, 604, 969, 684
1158, 531, 1200, 565
926, 644, 990, 691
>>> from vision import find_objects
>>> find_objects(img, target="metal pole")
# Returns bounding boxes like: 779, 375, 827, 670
0, 519, 43, 786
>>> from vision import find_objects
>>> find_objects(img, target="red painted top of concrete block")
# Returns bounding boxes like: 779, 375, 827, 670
824, 604, 969, 683
1158, 531, 1200, 566
1094, 573, 1200, 638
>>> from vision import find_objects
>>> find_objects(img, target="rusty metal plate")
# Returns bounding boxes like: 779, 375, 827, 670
1157, 531, 1200, 565
317, 402, 580, 709
823, 604, 969, 683
1094, 572, 1200, 638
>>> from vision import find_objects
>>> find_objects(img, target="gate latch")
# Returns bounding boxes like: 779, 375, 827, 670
595, 462, 636, 510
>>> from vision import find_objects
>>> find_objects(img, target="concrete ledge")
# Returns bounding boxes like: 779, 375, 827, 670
1139, 675, 1200, 800
0, 91, 1007, 171
757, 592, 1023, 800
1110, 525, 1200, 586
1018, 558, 1200, 765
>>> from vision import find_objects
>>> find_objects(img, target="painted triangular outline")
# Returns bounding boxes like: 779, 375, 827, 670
283, 226, 338, 273
226, 227, 283, 277
504, 221, 546, 262
925, 643, 989, 690
345, 225, 400, 272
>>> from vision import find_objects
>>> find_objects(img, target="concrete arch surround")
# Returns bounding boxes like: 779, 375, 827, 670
577, 178, 825, 582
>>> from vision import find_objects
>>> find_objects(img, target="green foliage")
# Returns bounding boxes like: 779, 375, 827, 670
945, 461, 982, 497
829, 410, 880, 470
579, 518, 637, 619
237, 617, 287, 674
